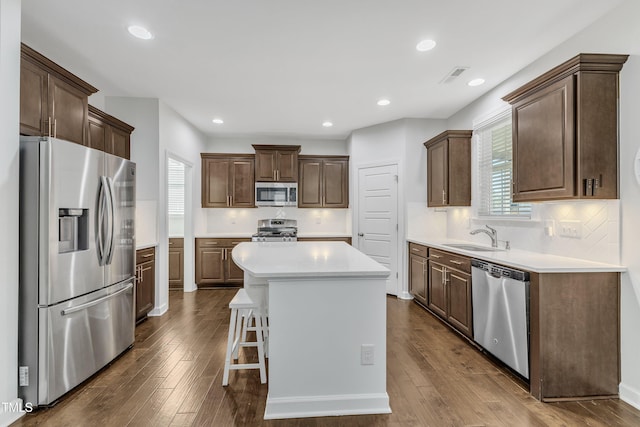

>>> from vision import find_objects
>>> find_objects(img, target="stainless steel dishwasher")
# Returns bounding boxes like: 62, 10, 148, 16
471, 259, 530, 379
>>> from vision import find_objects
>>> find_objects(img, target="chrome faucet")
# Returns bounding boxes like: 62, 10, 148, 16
470, 225, 498, 248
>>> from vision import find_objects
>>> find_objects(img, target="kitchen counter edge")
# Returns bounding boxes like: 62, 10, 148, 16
407, 237, 626, 273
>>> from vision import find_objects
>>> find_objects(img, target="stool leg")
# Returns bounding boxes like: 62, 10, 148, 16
232, 308, 245, 360
254, 313, 267, 384
222, 307, 238, 386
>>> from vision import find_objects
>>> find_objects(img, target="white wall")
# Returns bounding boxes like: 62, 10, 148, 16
0, 1, 22, 424
438, 0, 640, 409
209, 135, 347, 155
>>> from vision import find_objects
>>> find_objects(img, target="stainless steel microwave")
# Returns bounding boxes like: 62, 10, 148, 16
255, 182, 298, 206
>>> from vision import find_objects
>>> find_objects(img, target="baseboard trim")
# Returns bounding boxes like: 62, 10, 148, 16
620, 383, 640, 411
264, 392, 391, 420
0, 398, 27, 427
397, 291, 414, 300
148, 303, 168, 317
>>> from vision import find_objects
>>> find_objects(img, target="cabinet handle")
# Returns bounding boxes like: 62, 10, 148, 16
224, 248, 228, 260
431, 254, 442, 259
53, 119, 57, 138
142, 253, 153, 258
449, 260, 463, 265
47, 117, 52, 137
277, 170, 280, 180
411, 248, 421, 252
200, 242, 219, 246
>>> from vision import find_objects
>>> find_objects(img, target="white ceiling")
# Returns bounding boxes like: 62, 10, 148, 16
21, 0, 622, 140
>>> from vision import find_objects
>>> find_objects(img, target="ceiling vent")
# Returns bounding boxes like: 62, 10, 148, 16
440, 66, 469, 84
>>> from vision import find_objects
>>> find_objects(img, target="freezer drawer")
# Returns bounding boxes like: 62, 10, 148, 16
26, 281, 134, 406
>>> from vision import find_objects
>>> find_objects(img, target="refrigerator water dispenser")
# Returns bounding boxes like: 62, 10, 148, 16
58, 208, 88, 253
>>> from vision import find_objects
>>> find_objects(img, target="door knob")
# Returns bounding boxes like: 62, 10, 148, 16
358, 233, 364, 237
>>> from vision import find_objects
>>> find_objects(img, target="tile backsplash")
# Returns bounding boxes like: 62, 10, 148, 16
443, 200, 620, 265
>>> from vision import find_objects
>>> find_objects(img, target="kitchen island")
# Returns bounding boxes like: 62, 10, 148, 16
231, 241, 391, 420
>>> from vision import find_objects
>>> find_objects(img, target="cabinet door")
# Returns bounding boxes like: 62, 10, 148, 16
136, 261, 155, 321
428, 261, 447, 318
20, 58, 48, 136
108, 127, 131, 160
202, 158, 231, 207
230, 158, 255, 207
409, 254, 427, 305
195, 245, 225, 285
168, 245, 184, 289
447, 270, 473, 338
447, 136, 471, 206
427, 140, 448, 207
48, 74, 88, 145
225, 249, 245, 284
323, 160, 348, 208
276, 150, 298, 182
255, 150, 277, 181
298, 159, 323, 207
512, 75, 575, 201
87, 116, 107, 151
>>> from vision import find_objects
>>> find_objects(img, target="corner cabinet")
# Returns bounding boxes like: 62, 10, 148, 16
502, 53, 628, 201
168, 238, 184, 290
253, 145, 300, 182
195, 238, 250, 286
88, 105, 134, 160
298, 155, 349, 208
20, 43, 98, 146
201, 154, 255, 208
424, 130, 472, 207
408, 243, 428, 306
135, 247, 155, 323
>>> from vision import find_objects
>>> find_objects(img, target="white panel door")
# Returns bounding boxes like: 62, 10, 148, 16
357, 164, 398, 295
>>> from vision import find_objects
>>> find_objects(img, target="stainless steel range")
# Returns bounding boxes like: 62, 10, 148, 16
251, 219, 298, 242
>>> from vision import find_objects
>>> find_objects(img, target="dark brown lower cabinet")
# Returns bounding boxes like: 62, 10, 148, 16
195, 238, 250, 286
426, 249, 473, 339
135, 247, 155, 323
168, 238, 184, 290
408, 243, 428, 306
530, 272, 620, 401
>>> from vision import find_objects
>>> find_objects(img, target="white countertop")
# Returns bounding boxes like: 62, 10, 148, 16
232, 241, 390, 279
407, 237, 626, 273
196, 232, 351, 238
136, 242, 157, 250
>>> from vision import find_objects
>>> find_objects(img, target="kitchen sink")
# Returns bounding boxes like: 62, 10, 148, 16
442, 243, 505, 252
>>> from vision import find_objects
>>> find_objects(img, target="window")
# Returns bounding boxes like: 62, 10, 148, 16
476, 111, 531, 217
167, 158, 185, 215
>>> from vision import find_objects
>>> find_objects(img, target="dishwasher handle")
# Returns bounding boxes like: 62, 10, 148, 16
471, 259, 529, 282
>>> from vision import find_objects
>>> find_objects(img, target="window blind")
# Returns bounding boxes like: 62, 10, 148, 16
167, 158, 185, 215
477, 115, 531, 217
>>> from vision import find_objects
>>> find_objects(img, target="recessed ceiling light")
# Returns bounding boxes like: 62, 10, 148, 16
416, 39, 436, 52
212, 118, 224, 124
377, 99, 390, 106
127, 25, 153, 40
322, 121, 333, 127
468, 78, 485, 87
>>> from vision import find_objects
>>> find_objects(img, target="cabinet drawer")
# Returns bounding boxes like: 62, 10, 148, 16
196, 237, 250, 248
136, 247, 155, 264
169, 238, 184, 248
409, 243, 428, 258
429, 248, 471, 273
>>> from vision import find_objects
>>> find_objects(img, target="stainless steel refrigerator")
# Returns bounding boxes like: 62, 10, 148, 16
18, 136, 136, 407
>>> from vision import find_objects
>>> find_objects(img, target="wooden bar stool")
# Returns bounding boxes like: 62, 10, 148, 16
222, 289, 267, 386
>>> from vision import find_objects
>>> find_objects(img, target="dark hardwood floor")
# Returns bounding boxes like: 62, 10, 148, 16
13, 289, 640, 426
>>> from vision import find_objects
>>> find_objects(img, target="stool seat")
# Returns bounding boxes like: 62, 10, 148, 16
223, 289, 267, 386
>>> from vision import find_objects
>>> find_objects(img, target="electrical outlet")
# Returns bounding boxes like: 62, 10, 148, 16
558, 220, 582, 238
361, 344, 375, 365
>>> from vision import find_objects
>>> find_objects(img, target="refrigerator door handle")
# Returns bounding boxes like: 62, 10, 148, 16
97, 176, 108, 265
61, 282, 134, 316
104, 177, 115, 265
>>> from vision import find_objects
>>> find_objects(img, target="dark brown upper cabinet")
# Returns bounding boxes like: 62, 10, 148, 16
424, 130, 472, 207
502, 53, 628, 202
20, 43, 98, 146
253, 145, 301, 182
298, 155, 349, 208
201, 153, 255, 208
88, 106, 134, 160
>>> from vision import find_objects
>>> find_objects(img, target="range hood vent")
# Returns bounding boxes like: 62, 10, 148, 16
440, 66, 469, 84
